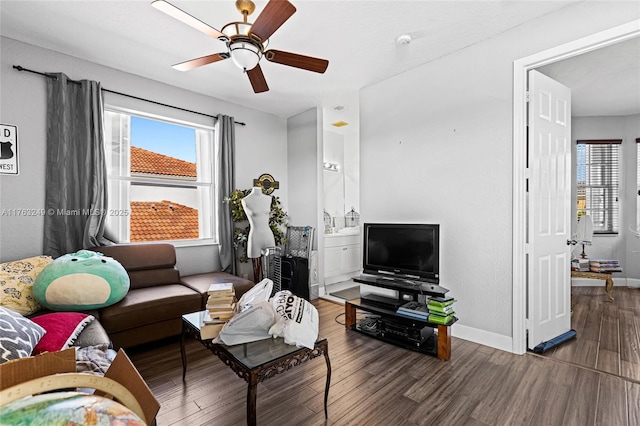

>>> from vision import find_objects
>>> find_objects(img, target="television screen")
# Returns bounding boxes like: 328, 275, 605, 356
363, 223, 439, 283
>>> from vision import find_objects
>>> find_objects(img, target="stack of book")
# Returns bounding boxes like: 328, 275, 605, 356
200, 283, 236, 339
589, 259, 622, 273
396, 301, 429, 320
426, 296, 456, 325
571, 258, 590, 272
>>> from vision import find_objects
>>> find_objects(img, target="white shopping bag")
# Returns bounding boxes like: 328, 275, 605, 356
216, 301, 276, 345
236, 278, 273, 313
269, 290, 319, 349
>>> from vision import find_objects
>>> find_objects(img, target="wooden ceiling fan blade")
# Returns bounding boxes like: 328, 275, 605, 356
248, 0, 296, 42
152, 0, 224, 39
247, 65, 269, 93
172, 53, 229, 71
265, 49, 329, 73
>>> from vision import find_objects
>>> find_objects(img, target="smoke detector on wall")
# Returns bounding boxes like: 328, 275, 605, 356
396, 34, 412, 45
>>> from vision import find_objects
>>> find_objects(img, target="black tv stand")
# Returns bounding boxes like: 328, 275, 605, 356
354, 274, 449, 305
350, 275, 455, 359
344, 299, 456, 360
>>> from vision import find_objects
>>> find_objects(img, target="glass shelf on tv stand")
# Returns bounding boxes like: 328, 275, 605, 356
353, 274, 447, 302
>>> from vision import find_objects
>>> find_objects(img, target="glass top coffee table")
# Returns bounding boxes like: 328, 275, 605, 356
181, 310, 331, 426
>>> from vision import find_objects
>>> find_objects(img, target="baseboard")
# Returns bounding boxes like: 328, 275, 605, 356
451, 323, 514, 354
626, 277, 640, 288
572, 277, 632, 287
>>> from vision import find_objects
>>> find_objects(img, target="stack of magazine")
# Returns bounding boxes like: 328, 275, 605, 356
426, 296, 456, 325
589, 259, 622, 273
396, 301, 429, 320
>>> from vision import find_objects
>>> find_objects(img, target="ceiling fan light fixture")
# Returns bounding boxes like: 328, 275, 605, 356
222, 22, 265, 71
229, 41, 263, 71
222, 22, 252, 37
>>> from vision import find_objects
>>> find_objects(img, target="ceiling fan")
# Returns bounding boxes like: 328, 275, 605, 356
151, 0, 329, 93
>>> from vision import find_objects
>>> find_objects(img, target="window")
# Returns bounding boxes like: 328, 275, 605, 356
104, 108, 215, 243
576, 139, 621, 234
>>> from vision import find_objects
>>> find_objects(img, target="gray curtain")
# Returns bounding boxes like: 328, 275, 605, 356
43, 73, 110, 258
216, 114, 236, 274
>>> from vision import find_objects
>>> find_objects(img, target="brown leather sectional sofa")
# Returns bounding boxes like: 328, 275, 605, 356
91, 243, 254, 349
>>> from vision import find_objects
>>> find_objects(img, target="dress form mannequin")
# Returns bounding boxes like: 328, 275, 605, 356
242, 186, 275, 281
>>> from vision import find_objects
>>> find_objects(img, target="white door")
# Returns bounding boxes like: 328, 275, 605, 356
527, 70, 572, 349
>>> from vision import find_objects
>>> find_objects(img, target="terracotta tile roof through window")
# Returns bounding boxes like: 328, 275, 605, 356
130, 200, 198, 242
131, 146, 196, 177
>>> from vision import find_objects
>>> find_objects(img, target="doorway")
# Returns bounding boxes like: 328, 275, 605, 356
512, 20, 640, 355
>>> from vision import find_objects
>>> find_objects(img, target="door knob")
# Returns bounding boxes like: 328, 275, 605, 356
567, 239, 577, 246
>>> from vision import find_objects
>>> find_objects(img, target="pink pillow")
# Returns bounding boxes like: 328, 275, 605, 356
31, 312, 94, 355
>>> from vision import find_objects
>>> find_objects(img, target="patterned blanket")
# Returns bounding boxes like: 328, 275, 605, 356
75, 344, 117, 375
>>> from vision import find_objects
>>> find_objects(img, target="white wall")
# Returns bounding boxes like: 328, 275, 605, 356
0, 37, 288, 275
286, 108, 323, 289
343, 126, 360, 216
286, 108, 321, 232
571, 114, 640, 281
359, 2, 640, 346
323, 130, 345, 222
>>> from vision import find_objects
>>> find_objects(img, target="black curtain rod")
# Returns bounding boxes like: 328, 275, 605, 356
12, 65, 246, 126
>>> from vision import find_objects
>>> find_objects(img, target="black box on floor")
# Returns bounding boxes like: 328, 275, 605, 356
280, 256, 310, 300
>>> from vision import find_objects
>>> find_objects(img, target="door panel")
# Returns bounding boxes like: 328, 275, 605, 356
528, 70, 572, 349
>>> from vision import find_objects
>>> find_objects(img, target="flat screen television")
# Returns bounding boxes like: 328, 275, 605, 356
362, 223, 440, 284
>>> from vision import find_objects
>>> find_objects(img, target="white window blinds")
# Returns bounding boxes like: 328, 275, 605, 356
576, 139, 621, 234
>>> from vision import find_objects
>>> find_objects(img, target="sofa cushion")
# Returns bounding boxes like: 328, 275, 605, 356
98, 285, 201, 334
0, 255, 53, 316
91, 245, 180, 290
127, 268, 181, 290
0, 307, 46, 363
31, 312, 95, 355
91, 244, 176, 271
181, 272, 255, 308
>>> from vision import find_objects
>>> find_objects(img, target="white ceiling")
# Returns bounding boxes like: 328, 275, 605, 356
1, 0, 638, 123
538, 37, 640, 117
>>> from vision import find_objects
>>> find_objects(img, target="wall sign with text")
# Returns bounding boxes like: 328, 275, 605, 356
0, 124, 18, 175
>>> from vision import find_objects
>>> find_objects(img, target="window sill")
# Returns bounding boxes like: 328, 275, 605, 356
171, 239, 219, 248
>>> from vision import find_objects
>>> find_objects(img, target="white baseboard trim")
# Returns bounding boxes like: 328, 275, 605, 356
572, 277, 634, 287
571, 278, 598, 287
626, 277, 640, 288
451, 324, 514, 354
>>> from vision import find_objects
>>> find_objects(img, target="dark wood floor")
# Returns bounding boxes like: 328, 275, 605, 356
128, 295, 640, 426
538, 286, 640, 383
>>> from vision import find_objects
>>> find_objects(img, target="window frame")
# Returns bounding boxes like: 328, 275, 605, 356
103, 105, 217, 246
576, 139, 621, 235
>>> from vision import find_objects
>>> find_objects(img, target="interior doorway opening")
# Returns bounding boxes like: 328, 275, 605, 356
512, 20, 640, 355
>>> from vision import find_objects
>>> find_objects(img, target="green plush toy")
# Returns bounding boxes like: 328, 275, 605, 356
33, 250, 130, 311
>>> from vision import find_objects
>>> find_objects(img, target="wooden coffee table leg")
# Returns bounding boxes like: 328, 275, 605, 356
247, 376, 258, 426
323, 345, 331, 418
